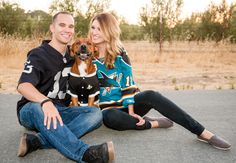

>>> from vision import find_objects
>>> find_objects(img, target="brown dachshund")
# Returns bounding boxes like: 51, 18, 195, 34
68, 38, 99, 107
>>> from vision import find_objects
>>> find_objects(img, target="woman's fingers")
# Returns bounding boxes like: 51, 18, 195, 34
131, 113, 145, 126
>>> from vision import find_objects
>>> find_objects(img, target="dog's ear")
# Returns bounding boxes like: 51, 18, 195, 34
70, 41, 77, 57
93, 46, 99, 59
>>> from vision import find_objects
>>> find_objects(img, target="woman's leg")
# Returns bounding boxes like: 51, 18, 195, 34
135, 90, 231, 150
134, 90, 205, 136
102, 109, 151, 130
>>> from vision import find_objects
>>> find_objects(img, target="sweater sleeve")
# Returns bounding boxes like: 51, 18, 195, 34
119, 50, 138, 108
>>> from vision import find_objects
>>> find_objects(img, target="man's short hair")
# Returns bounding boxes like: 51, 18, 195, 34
52, 11, 73, 23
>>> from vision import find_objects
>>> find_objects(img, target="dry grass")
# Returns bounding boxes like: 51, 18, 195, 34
0, 36, 236, 94
0, 35, 40, 93
124, 41, 236, 91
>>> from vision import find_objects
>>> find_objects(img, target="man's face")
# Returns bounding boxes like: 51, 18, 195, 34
50, 14, 75, 45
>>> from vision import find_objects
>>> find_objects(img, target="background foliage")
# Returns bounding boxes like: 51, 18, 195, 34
0, 0, 235, 42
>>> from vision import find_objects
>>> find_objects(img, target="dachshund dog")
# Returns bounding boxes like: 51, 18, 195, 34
68, 38, 99, 107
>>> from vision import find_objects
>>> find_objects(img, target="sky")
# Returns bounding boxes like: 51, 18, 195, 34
9, 0, 236, 24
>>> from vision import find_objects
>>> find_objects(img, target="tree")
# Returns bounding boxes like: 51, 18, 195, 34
173, 13, 202, 42
84, 0, 110, 19
22, 10, 51, 36
0, 1, 26, 35
120, 23, 145, 40
228, 4, 236, 43
199, 0, 233, 42
75, 0, 110, 36
140, 0, 183, 52
49, 0, 80, 15
171, 0, 236, 43
49, 0, 111, 36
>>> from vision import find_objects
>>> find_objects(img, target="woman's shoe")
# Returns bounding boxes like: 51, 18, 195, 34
197, 135, 231, 150
143, 116, 174, 128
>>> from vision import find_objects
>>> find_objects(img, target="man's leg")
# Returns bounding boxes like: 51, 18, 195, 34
59, 106, 103, 138
19, 102, 90, 162
35, 106, 103, 148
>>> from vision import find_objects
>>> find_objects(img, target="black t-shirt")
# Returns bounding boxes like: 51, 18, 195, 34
16, 40, 74, 121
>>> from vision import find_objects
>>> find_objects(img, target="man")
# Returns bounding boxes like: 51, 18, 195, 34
16, 11, 115, 163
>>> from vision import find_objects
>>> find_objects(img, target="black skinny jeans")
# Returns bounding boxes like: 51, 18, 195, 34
102, 90, 205, 136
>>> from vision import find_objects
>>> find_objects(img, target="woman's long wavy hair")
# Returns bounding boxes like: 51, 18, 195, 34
88, 12, 123, 69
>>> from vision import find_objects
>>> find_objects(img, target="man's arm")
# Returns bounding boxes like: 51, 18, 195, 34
17, 82, 63, 129
17, 82, 48, 102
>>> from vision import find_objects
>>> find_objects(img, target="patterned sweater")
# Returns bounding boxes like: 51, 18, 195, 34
93, 49, 139, 110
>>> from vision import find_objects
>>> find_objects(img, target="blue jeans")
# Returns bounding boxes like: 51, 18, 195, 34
19, 102, 103, 162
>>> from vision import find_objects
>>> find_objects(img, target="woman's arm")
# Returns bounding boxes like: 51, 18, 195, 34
119, 53, 138, 108
128, 104, 145, 126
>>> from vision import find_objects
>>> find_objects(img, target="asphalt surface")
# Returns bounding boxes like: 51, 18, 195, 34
0, 90, 235, 163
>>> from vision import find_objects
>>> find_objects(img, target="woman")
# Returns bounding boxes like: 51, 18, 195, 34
88, 12, 231, 150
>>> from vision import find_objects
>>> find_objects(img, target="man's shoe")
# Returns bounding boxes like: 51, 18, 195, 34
17, 133, 42, 157
198, 135, 231, 150
144, 116, 174, 128
82, 141, 115, 163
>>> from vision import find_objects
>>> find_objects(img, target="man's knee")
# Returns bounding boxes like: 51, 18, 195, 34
19, 102, 43, 129
20, 102, 44, 121
89, 107, 103, 127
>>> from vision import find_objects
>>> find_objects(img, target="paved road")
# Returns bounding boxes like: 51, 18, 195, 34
0, 90, 236, 163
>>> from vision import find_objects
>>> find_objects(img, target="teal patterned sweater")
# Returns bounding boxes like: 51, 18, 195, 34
93, 49, 139, 110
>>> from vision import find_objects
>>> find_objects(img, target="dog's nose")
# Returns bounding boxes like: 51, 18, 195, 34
80, 44, 87, 53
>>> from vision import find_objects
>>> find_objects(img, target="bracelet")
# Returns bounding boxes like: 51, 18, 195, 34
40, 99, 52, 107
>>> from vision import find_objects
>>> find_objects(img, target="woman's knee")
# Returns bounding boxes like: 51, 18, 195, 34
145, 90, 162, 98
102, 109, 138, 131
136, 90, 162, 103
102, 109, 117, 124
102, 109, 123, 130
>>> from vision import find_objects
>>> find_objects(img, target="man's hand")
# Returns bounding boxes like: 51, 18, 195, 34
42, 101, 63, 129
17, 83, 64, 129
130, 113, 145, 126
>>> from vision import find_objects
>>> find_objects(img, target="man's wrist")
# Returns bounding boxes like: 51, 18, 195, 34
40, 99, 52, 107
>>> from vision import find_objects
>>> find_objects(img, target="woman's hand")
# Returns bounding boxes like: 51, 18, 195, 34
128, 104, 145, 126
130, 113, 145, 126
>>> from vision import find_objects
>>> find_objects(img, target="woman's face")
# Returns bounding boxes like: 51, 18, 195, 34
90, 19, 105, 45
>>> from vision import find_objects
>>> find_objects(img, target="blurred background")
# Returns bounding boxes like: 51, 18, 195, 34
0, 0, 236, 93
